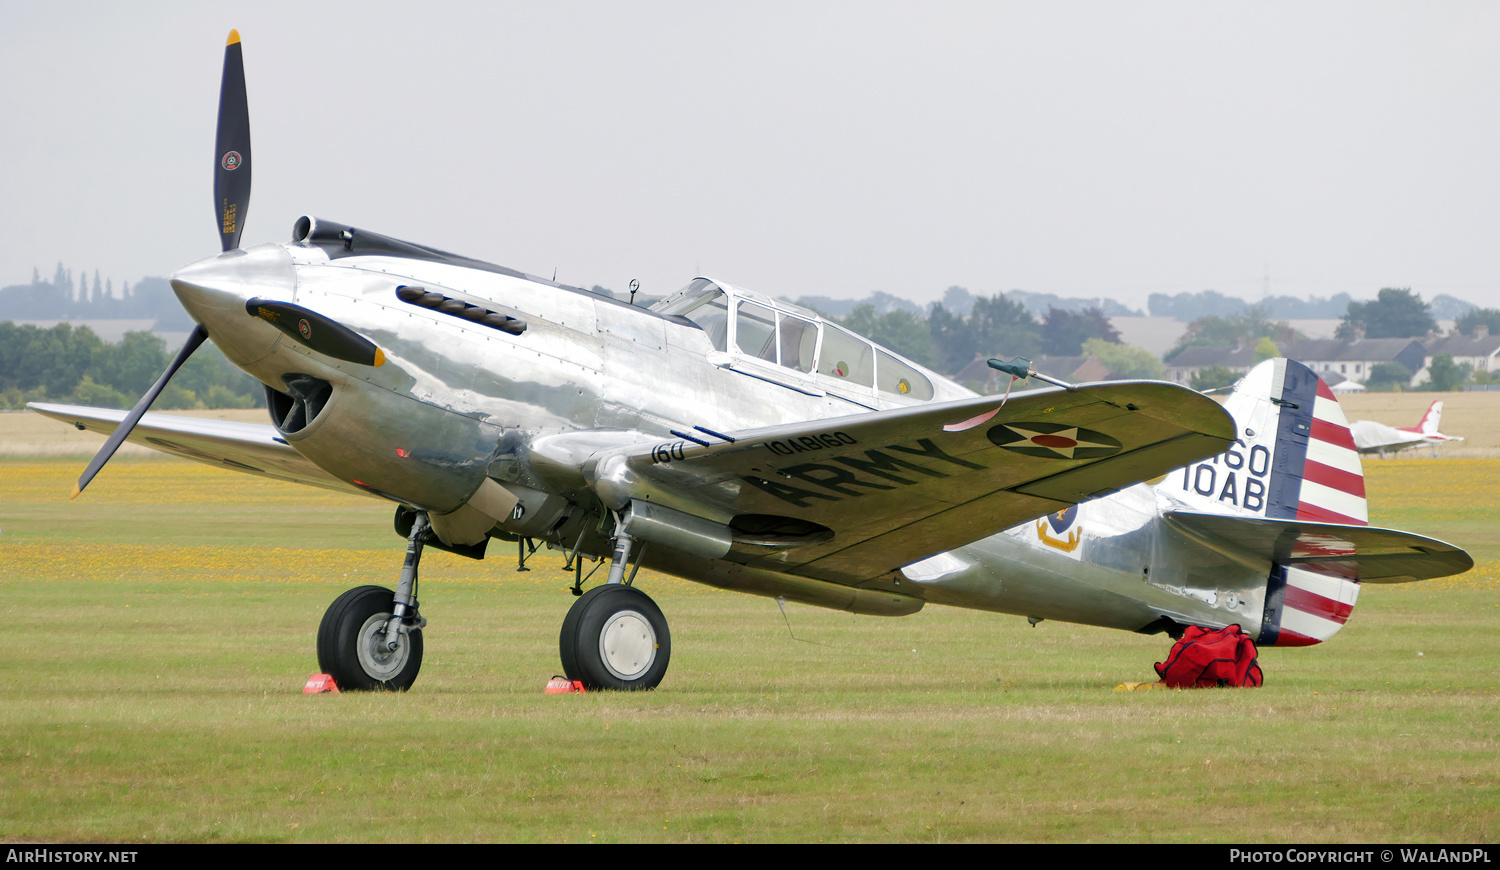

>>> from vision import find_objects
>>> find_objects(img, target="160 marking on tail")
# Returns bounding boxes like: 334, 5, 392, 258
1183, 440, 1271, 512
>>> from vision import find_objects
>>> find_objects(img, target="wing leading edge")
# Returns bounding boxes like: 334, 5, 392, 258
26, 402, 367, 497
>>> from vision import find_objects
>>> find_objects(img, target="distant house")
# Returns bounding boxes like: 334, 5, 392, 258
1324, 372, 1365, 393
1417, 325, 1500, 384
1281, 337, 1428, 387
1161, 337, 1429, 390
1039, 355, 1113, 383
953, 355, 1009, 393
1162, 345, 1258, 386
954, 354, 1114, 393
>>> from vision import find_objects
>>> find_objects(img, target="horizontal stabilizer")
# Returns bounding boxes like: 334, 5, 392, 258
1164, 510, 1472, 584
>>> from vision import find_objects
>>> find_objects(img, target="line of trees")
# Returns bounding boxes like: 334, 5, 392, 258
0, 267, 197, 328
1176, 290, 1500, 392
1335, 287, 1437, 339
808, 289, 1128, 378
1166, 309, 1300, 364
1455, 307, 1500, 338
11, 264, 1491, 407
0, 321, 265, 411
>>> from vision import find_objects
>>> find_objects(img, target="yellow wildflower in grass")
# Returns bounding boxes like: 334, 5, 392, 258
1, 458, 713, 596
1364, 458, 1500, 524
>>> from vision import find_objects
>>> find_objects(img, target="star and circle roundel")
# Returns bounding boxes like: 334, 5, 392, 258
986, 421, 1122, 459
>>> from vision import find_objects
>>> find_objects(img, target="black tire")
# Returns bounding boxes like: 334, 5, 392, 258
316, 585, 423, 691
559, 584, 670, 691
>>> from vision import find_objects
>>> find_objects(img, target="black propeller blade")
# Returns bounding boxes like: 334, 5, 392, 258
214, 29, 251, 252
74, 31, 252, 497
71, 326, 209, 499
245, 298, 387, 367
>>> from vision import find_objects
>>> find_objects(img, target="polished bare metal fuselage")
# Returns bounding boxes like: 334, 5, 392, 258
170, 234, 1270, 636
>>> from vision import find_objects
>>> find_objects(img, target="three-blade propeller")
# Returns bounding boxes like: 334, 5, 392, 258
71, 30, 386, 498
72, 31, 252, 499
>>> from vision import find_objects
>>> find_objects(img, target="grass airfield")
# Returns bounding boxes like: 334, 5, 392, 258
1, 408, 1497, 843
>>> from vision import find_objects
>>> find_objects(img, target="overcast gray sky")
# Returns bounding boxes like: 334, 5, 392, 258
4, 1, 1498, 310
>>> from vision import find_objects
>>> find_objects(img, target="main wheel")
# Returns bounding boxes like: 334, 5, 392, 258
559, 584, 670, 691
317, 585, 423, 691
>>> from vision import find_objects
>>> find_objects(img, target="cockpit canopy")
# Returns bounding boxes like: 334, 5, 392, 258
653, 278, 939, 401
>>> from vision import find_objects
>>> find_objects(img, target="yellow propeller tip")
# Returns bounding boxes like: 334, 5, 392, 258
227, 29, 241, 46
374, 348, 386, 367
69, 483, 82, 500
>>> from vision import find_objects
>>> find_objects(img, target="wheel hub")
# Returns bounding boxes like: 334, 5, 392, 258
356, 612, 410, 680
598, 609, 656, 681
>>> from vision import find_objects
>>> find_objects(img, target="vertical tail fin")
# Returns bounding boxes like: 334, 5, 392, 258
1164, 359, 1370, 646
1167, 359, 1368, 525
1414, 400, 1444, 435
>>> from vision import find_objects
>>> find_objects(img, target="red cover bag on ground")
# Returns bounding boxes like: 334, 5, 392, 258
1154, 625, 1264, 688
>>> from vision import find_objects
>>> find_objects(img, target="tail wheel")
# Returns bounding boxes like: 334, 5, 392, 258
317, 585, 423, 691
560, 584, 670, 691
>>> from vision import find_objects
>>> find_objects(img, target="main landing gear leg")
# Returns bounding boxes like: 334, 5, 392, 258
386, 512, 429, 650
558, 513, 670, 691
316, 511, 429, 691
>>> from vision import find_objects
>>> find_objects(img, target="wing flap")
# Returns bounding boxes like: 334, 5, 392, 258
27, 402, 366, 497
797, 489, 1070, 584
1164, 510, 1472, 583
